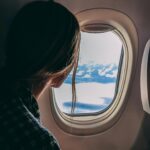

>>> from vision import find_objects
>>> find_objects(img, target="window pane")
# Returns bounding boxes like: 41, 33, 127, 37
54, 31, 123, 115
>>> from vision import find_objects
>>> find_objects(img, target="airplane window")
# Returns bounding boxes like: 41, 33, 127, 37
53, 30, 123, 115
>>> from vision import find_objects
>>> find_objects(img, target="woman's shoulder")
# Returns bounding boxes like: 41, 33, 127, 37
0, 96, 60, 150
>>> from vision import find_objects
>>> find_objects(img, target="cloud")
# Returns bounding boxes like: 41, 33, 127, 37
98, 64, 116, 76
77, 70, 84, 76
83, 74, 91, 78
105, 70, 118, 78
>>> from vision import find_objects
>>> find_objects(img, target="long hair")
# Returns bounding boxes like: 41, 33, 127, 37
0, 1, 80, 111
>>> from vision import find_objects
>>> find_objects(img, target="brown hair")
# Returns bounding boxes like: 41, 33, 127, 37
1, 1, 80, 112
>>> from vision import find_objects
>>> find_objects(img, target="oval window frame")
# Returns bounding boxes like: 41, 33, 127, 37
50, 8, 138, 135
140, 39, 150, 114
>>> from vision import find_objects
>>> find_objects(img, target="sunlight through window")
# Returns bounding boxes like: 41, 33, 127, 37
54, 31, 123, 115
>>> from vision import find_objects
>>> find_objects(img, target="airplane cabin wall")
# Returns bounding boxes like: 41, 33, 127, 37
38, 0, 150, 149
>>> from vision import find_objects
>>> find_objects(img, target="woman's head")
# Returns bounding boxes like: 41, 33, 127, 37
3, 1, 80, 93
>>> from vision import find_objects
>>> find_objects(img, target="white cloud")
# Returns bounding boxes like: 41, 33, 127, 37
98, 69, 106, 76
83, 74, 91, 78
54, 83, 115, 111
77, 70, 84, 76
98, 64, 116, 76
105, 70, 118, 78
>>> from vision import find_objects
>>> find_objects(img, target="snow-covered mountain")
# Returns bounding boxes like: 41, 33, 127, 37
64, 63, 119, 84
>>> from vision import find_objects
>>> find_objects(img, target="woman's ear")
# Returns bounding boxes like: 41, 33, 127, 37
48, 64, 73, 88
49, 73, 67, 88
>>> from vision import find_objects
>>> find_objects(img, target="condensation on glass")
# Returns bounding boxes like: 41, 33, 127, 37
53, 30, 124, 115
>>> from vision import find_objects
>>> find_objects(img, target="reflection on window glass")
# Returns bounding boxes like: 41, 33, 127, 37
54, 31, 123, 115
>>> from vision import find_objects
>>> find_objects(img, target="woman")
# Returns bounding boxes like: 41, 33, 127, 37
0, 1, 80, 149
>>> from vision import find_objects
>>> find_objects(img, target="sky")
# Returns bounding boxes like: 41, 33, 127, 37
79, 31, 122, 65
